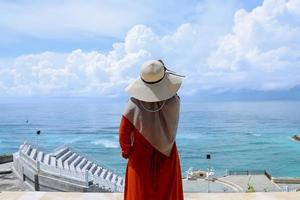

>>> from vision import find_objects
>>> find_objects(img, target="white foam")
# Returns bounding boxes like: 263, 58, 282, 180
252, 133, 261, 137
66, 137, 83, 144
92, 139, 118, 148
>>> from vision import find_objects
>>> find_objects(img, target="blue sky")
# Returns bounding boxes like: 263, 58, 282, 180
0, 0, 262, 57
0, 0, 299, 99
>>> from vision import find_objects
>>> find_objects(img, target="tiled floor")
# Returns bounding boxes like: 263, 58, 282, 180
0, 192, 300, 200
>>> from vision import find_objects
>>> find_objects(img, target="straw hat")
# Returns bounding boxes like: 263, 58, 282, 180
125, 60, 184, 102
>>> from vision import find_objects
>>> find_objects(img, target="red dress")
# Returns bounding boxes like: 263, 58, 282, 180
119, 116, 184, 200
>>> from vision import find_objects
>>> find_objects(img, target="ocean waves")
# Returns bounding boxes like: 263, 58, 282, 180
1, 101, 300, 177
92, 139, 119, 148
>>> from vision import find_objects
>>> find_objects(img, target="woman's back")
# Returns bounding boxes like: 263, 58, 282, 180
119, 59, 184, 200
119, 101, 183, 199
124, 95, 180, 156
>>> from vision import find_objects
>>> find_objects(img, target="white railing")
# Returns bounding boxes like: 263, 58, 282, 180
60, 145, 124, 191
86, 170, 122, 192
13, 153, 23, 176
19, 150, 37, 169
283, 185, 300, 192
17, 144, 124, 192
40, 162, 88, 184
19, 149, 87, 185
66, 145, 118, 173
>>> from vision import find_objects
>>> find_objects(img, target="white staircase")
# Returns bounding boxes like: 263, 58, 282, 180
17, 141, 124, 192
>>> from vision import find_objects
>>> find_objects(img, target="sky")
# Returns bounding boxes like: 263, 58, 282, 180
0, 0, 299, 100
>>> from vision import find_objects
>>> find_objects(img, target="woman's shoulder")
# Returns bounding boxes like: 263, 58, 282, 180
123, 97, 140, 115
166, 94, 180, 104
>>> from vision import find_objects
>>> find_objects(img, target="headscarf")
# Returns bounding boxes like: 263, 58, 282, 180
123, 94, 180, 156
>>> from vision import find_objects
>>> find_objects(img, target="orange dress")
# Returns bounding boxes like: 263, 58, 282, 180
119, 116, 184, 200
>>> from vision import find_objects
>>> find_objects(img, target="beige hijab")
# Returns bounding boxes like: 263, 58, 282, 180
123, 94, 180, 156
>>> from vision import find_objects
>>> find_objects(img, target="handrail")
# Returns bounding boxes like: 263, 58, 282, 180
19, 150, 87, 183
52, 144, 118, 173
65, 146, 118, 173
17, 142, 124, 192
228, 170, 267, 176
53, 144, 69, 154
264, 171, 272, 180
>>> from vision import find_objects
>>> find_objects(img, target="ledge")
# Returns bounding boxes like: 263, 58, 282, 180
0, 192, 300, 200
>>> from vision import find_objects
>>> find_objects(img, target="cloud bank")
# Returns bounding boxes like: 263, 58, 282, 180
0, 0, 200, 39
0, 0, 299, 98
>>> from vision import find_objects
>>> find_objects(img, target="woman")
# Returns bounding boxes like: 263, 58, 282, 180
119, 60, 184, 200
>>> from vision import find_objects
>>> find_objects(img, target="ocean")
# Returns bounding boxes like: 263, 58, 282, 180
1, 99, 300, 177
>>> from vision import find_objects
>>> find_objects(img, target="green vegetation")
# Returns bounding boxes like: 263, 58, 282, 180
246, 184, 256, 193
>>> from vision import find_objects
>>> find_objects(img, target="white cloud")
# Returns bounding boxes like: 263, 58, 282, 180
286, 0, 300, 15
0, 0, 140, 39
208, 0, 300, 91
0, 22, 221, 97
0, 0, 200, 39
0, 0, 299, 97
0, 47, 150, 96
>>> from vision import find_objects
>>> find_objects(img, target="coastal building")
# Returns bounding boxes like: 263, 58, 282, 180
12, 141, 124, 192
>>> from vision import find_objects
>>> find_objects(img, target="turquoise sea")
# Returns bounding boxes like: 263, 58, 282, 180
0, 99, 300, 177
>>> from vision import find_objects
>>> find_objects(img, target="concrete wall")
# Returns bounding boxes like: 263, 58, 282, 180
0, 154, 13, 164
38, 175, 85, 192
18, 168, 88, 192
273, 178, 300, 184
13, 153, 89, 192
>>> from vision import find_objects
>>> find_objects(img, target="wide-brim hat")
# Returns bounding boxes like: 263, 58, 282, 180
125, 60, 184, 102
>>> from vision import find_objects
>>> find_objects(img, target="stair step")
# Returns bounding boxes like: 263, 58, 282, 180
81, 161, 92, 172
64, 153, 78, 169
53, 147, 69, 159
36, 151, 44, 162
57, 159, 64, 168
100, 169, 108, 179
21, 143, 29, 153
19, 143, 26, 151
94, 167, 102, 176
30, 148, 37, 160
116, 177, 123, 186
25, 145, 32, 156
50, 156, 56, 167
58, 150, 73, 162
105, 171, 112, 181
70, 156, 83, 171
43, 154, 50, 165
77, 158, 87, 171
88, 164, 97, 174
111, 174, 118, 183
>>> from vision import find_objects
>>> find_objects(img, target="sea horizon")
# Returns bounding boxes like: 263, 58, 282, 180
1, 99, 300, 178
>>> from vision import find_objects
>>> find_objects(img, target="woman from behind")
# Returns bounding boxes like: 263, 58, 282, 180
119, 60, 184, 200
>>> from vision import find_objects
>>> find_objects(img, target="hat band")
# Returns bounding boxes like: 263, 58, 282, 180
141, 73, 165, 84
